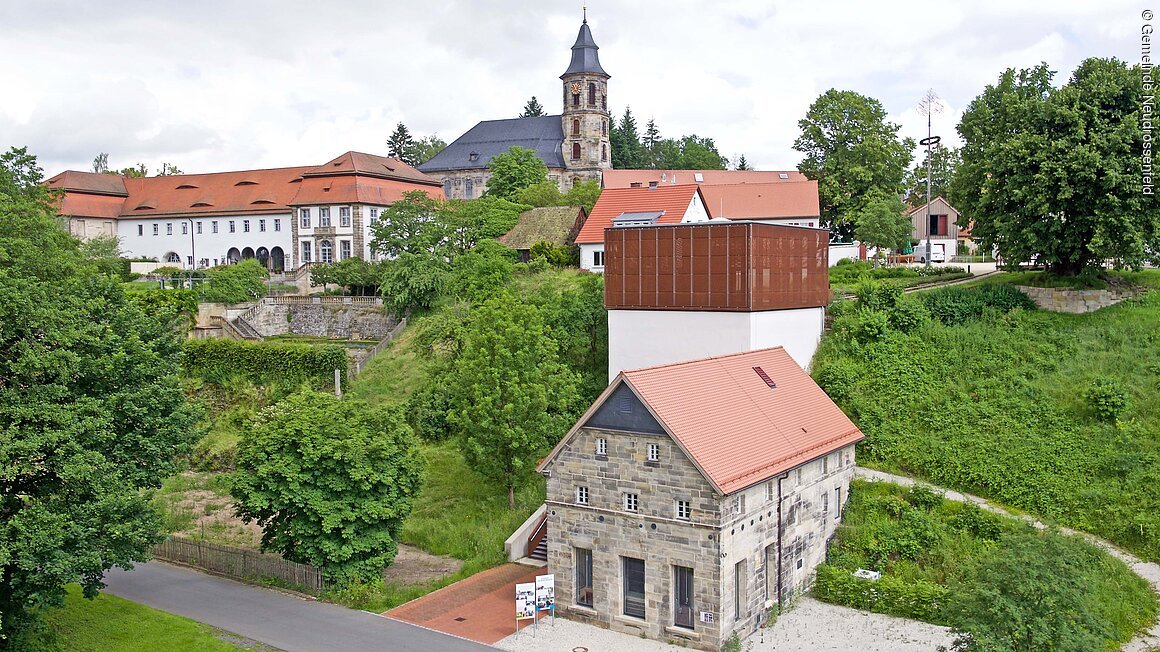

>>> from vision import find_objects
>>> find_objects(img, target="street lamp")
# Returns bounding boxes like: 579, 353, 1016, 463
917, 89, 943, 267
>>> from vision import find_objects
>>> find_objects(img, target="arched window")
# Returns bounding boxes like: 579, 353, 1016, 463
572, 91, 580, 107
572, 119, 580, 136
602, 120, 608, 136
602, 144, 607, 162
602, 94, 607, 110
165, 251, 180, 263
320, 240, 333, 263
588, 82, 596, 107
572, 142, 581, 160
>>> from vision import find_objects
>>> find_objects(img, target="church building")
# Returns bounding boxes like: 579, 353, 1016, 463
418, 16, 612, 199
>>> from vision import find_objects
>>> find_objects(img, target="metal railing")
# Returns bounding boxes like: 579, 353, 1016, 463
350, 317, 407, 378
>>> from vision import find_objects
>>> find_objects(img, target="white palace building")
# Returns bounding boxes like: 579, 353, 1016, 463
47, 151, 444, 271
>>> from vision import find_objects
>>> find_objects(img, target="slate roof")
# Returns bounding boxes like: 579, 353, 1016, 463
539, 347, 865, 495
417, 116, 566, 173
575, 184, 703, 244
561, 20, 609, 77
497, 206, 586, 250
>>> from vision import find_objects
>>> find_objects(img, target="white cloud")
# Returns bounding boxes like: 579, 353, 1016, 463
0, 0, 1143, 176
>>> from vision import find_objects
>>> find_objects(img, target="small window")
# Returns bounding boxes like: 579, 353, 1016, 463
694, 172, 704, 182
779, 172, 789, 180
370, 208, 379, 218
835, 487, 842, 519
766, 482, 775, 503
301, 208, 311, 228
211, 221, 219, 234
732, 494, 745, 515
319, 207, 331, 227
181, 222, 188, 235
624, 493, 638, 513
572, 119, 580, 136
795, 468, 802, 484
822, 490, 829, 514
339, 206, 350, 227
593, 250, 605, 267
243, 220, 250, 233
229, 221, 236, 233
137, 225, 143, 236
602, 144, 607, 162
572, 92, 580, 107
823, 455, 829, 475
576, 486, 589, 505
588, 82, 596, 106
596, 438, 607, 456
186, 256, 193, 267
647, 443, 660, 462
274, 218, 281, 232
340, 240, 351, 260
572, 142, 581, 160
301, 242, 312, 263
259, 219, 266, 232
166, 223, 173, 235
676, 500, 691, 520
196, 221, 203, 234
465, 178, 474, 199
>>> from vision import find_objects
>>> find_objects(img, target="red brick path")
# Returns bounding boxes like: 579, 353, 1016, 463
384, 563, 548, 645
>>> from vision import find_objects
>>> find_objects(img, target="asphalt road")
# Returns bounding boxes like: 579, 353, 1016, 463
102, 562, 492, 652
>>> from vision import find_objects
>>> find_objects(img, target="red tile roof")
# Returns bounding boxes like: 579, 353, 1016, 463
602, 169, 807, 188
540, 347, 864, 495
45, 152, 443, 220
698, 181, 820, 220
575, 184, 703, 244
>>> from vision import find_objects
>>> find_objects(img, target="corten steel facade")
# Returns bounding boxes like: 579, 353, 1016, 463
604, 222, 830, 312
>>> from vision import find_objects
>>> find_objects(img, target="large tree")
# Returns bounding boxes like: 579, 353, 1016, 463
231, 391, 425, 584
610, 107, 646, 169
0, 147, 199, 641
519, 96, 545, 117
794, 89, 915, 239
854, 195, 913, 264
412, 134, 447, 166
903, 145, 960, 207
951, 58, 1160, 274
485, 146, 549, 201
448, 295, 580, 507
387, 122, 417, 166
370, 190, 446, 257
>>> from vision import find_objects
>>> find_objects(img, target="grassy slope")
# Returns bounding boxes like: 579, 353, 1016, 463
821, 480, 1155, 648
40, 585, 252, 652
815, 271, 1160, 560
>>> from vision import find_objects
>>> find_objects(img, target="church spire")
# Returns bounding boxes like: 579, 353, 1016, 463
561, 13, 609, 78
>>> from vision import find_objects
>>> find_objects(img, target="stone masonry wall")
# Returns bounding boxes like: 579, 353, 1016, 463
243, 299, 397, 339
1016, 285, 1133, 314
546, 427, 724, 650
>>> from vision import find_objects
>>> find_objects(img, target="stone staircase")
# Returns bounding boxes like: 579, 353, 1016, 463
224, 316, 262, 341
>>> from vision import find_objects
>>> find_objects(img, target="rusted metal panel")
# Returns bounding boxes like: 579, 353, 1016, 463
604, 222, 829, 311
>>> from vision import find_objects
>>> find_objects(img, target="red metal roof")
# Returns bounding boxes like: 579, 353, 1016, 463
45, 152, 443, 220
541, 348, 863, 495
602, 169, 807, 188
575, 184, 702, 244
698, 181, 820, 220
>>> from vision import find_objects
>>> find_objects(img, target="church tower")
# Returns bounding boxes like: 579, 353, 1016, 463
560, 12, 611, 188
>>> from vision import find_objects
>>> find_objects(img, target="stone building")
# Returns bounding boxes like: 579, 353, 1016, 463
536, 347, 863, 650
418, 16, 612, 198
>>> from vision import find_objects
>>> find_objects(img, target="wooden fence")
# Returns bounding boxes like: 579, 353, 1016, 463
152, 536, 327, 594
350, 317, 407, 378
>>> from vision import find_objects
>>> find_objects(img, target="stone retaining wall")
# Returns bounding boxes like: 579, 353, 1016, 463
242, 298, 398, 339
1016, 285, 1132, 314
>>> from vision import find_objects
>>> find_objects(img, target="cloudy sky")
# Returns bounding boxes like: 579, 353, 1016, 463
0, 1, 1144, 176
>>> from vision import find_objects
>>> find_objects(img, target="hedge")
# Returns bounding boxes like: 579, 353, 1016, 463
183, 338, 347, 387
813, 564, 951, 625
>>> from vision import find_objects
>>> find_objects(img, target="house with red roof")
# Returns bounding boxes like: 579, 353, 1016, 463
601, 169, 807, 188
576, 184, 710, 271
47, 151, 443, 271
536, 346, 863, 650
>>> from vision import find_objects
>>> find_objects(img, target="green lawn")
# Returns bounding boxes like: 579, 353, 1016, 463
817, 480, 1155, 649
814, 271, 1160, 560
37, 585, 263, 652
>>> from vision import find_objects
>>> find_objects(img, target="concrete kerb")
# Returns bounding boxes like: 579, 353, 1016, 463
853, 467, 1160, 651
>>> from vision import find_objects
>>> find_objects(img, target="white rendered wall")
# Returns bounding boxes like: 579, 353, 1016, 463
608, 307, 824, 381
580, 243, 604, 272
117, 213, 294, 269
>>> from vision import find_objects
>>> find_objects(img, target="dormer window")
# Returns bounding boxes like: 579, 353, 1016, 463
468, 151, 480, 162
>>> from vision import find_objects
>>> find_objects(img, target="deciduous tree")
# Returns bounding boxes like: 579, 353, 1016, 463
379, 252, 449, 317
448, 295, 581, 507
485, 146, 549, 201
854, 195, 913, 265
371, 190, 445, 258
794, 89, 915, 239
951, 58, 1159, 274
231, 391, 425, 584
903, 146, 960, 207
411, 134, 447, 166
0, 148, 198, 641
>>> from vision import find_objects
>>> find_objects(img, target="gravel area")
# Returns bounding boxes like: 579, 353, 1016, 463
495, 597, 953, 652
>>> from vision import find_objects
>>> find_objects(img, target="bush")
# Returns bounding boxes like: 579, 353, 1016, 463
814, 565, 950, 624
836, 309, 891, 344
920, 285, 1035, 326
406, 372, 453, 441
183, 338, 347, 387
950, 504, 1003, 542
855, 281, 903, 312
380, 253, 449, 318
888, 296, 930, 333
815, 359, 862, 402
906, 485, 944, 510
201, 260, 269, 304
1086, 377, 1128, 422
448, 240, 516, 303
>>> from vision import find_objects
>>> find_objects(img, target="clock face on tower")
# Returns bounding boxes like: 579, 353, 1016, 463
570, 82, 581, 95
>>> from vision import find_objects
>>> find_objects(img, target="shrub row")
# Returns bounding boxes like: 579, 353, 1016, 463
183, 338, 347, 387
919, 284, 1037, 325
813, 564, 950, 624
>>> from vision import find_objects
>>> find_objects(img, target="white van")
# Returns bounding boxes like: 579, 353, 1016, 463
913, 242, 946, 263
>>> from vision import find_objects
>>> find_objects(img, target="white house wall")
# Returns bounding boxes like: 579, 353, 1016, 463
607, 308, 824, 382
117, 213, 293, 269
